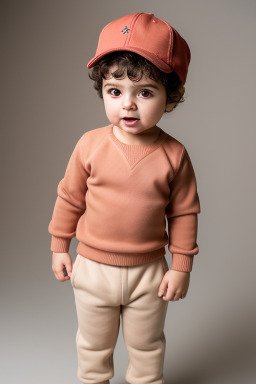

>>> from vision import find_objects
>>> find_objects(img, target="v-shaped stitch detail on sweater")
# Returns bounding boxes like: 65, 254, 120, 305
106, 124, 166, 169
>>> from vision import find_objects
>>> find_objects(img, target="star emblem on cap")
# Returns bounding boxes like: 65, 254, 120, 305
121, 26, 130, 34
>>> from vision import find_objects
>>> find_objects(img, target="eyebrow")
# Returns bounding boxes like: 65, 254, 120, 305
103, 82, 160, 90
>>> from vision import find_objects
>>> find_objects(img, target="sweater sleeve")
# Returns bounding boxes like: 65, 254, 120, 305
166, 147, 201, 272
48, 134, 89, 253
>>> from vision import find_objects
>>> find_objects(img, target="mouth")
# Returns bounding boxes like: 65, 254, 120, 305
123, 117, 140, 126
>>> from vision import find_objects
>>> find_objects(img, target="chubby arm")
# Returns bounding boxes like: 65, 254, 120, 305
48, 133, 89, 253
165, 146, 201, 273
167, 214, 199, 271
159, 147, 201, 301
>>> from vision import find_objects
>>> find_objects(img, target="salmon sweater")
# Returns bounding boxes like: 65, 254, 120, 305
48, 124, 201, 272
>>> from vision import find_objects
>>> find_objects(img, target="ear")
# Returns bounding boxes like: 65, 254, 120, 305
165, 101, 177, 112
165, 85, 185, 112
179, 85, 185, 95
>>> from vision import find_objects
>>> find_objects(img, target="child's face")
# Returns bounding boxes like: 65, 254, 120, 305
102, 65, 174, 136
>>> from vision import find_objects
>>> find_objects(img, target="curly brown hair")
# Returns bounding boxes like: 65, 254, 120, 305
88, 51, 185, 113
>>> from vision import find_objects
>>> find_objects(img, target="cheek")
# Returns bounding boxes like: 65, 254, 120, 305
103, 99, 120, 121
103, 98, 112, 114
104, 98, 116, 111
143, 100, 165, 120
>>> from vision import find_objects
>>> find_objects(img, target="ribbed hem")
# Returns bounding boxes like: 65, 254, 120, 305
76, 242, 166, 266
171, 253, 194, 272
50, 236, 71, 253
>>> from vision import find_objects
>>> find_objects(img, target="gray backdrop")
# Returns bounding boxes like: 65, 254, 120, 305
1, 0, 256, 383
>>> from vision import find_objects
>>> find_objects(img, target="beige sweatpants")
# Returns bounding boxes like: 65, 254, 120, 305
70, 254, 169, 384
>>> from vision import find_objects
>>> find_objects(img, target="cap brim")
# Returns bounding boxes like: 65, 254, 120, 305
87, 47, 173, 73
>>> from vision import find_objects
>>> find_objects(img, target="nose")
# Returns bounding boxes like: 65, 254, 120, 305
122, 94, 137, 110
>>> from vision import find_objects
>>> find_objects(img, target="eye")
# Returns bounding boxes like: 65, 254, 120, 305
140, 90, 153, 98
108, 88, 121, 97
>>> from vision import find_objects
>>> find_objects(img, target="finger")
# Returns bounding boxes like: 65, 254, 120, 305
158, 283, 167, 297
174, 292, 186, 301
162, 283, 176, 301
158, 277, 168, 297
62, 266, 72, 281
165, 291, 180, 301
65, 262, 73, 278
54, 271, 63, 281
55, 267, 70, 281
161, 287, 170, 300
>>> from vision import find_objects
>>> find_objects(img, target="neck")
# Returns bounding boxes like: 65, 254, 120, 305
113, 125, 160, 145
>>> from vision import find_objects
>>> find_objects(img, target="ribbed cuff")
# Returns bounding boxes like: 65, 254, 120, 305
171, 253, 194, 272
50, 236, 72, 253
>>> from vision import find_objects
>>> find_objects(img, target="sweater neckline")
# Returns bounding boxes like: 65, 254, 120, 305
106, 124, 166, 149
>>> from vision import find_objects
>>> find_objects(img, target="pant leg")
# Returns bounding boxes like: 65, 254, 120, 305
71, 255, 122, 384
121, 257, 169, 384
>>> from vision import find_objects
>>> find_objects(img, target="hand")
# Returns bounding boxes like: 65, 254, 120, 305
52, 252, 73, 282
158, 269, 190, 301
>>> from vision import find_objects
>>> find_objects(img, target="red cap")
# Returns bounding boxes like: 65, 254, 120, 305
87, 13, 191, 85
